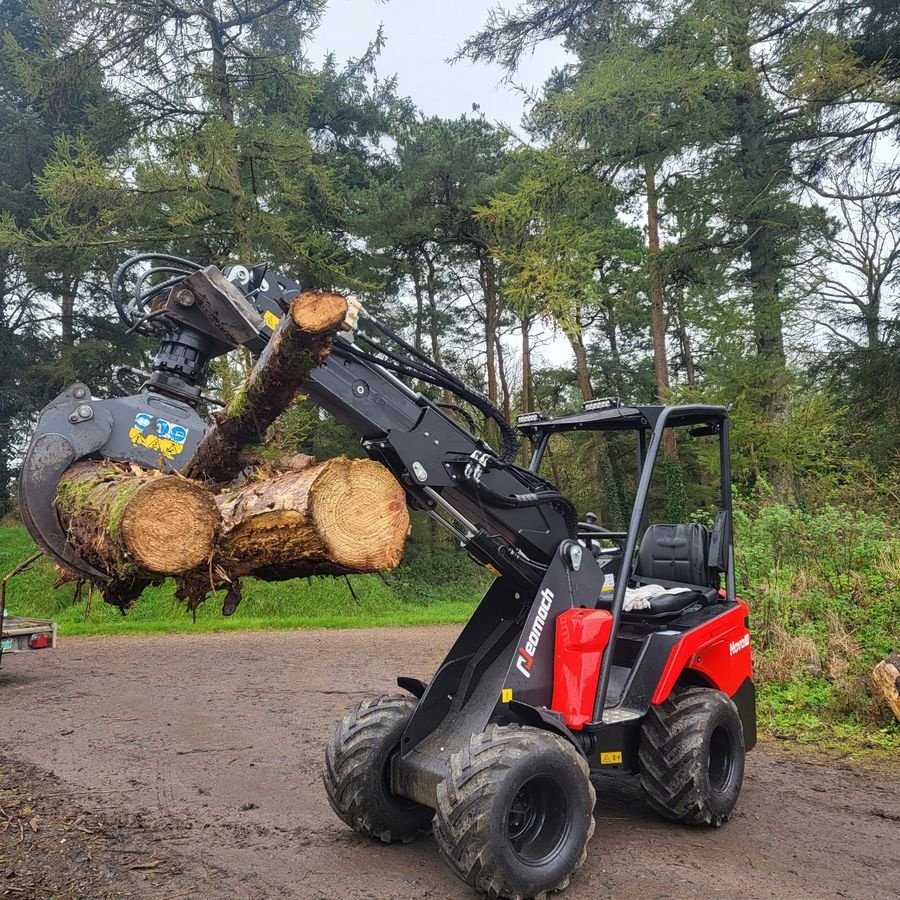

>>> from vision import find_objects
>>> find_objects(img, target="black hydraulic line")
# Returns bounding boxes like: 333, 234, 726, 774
341, 340, 519, 463
467, 476, 578, 536
133, 266, 194, 311
360, 315, 519, 463
364, 314, 467, 389
436, 402, 478, 433
111, 253, 202, 327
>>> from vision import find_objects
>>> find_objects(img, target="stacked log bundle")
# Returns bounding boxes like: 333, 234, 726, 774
49, 288, 409, 614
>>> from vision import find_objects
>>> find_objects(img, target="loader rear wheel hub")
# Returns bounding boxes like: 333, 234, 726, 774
507, 775, 570, 865
708, 724, 735, 794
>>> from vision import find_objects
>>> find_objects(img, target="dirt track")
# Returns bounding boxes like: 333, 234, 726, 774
1, 627, 898, 899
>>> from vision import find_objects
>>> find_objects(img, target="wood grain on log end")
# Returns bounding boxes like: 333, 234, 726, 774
56, 461, 220, 579
290, 290, 349, 333
120, 476, 220, 573
310, 458, 408, 570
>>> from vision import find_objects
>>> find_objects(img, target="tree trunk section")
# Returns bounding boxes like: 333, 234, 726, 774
520, 314, 533, 412
215, 457, 409, 579
55, 461, 220, 580
645, 164, 677, 460
872, 653, 900, 722
184, 290, 348, 484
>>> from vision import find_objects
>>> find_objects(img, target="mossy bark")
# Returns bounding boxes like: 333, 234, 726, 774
174, 457, 409, 613
55, 461, 221, 606
184, 290, 348, 485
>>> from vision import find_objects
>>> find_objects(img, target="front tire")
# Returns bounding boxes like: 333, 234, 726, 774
639, 686, 745, 826
433, 724, 595, 899
324, 694, 432, 843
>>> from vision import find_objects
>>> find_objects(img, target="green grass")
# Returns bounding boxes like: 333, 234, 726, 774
0, 526, 479, 636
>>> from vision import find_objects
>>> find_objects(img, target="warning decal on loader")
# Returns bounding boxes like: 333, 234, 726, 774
129, 413, 188, 460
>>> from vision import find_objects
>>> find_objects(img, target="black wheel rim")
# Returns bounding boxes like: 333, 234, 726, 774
507, 775, 570, 866
708, 724, 735, 793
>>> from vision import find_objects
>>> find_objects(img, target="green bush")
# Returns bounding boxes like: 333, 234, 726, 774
735, 502, 899, 742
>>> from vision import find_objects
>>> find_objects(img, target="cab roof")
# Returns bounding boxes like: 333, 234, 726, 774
516, 403, 729, 436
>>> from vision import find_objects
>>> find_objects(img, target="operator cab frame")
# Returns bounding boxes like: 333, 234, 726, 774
517, 398, 737, 719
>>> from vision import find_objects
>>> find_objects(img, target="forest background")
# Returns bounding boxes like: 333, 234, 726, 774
0, 0, 897, 749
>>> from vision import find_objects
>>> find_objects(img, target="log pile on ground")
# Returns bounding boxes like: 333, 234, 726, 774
50, 289, 409, 615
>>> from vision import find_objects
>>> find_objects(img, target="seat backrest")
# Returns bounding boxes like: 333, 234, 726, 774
635, 523, 717, 588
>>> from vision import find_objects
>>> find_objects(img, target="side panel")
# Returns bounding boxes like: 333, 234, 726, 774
651, 601, 752, 704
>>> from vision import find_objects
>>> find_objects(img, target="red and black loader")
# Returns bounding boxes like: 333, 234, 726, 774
19, 255, 756, 900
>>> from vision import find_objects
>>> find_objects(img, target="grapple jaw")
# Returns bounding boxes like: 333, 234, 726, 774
18, 381, 208, 583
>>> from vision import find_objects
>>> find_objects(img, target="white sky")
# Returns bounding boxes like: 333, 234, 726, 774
315, 0, 570, 129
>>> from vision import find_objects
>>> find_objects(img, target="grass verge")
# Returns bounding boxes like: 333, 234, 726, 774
0, 526, 479, 636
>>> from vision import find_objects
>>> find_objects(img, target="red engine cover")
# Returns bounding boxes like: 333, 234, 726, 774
551, 608, 613, 730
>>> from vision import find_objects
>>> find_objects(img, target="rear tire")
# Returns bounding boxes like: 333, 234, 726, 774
433, 724, 595, 899
324, 694, 432, 843
639, 686, 745, 826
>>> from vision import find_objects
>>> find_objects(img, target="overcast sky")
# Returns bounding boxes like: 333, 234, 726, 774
315, 0, 570, 128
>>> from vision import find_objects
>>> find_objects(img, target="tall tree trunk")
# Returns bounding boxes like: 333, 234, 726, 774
673, 290, 697, 388
60, 287, 76, 369
495, 327, 511, 421
479, 254, 500, 447
645, 163, 677, 460
521, 314, 533, 412
729, 13, 794, 503
411, 263, 425, 352
603, 299, 627, 396
203, 0, 252, 258
566, 328, 628, 528
568, 331, 594, 402
205, 0, 234, 126
424, 252, 451, 406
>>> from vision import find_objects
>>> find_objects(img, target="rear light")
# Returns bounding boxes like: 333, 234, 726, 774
28, 633, 52, 649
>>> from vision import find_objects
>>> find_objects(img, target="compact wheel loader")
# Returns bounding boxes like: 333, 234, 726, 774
20, 255, 755, 900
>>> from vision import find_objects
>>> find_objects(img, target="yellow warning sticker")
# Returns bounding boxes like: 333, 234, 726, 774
501, 689, 513, 703
484, 563, 501, 577
263, 309, 281, 331
600, 751, 623, 765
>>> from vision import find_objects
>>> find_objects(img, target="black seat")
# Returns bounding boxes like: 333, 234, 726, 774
625, 524, 720, 620
636, 523, 717, 587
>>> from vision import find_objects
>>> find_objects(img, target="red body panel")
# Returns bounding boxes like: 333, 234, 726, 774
652, 599, 752, 704
551, 608, 613, 730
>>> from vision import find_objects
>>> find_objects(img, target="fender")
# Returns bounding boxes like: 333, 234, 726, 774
652, 600, 752, 704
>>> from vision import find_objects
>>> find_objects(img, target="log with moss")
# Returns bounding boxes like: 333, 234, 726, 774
184, 289, 349, 485
214, 457, 409, 580
54, 461, 222, 605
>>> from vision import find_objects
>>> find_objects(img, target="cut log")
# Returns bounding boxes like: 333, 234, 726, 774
184, 290, 349, 484
55, 461, 220, 580
872, 653, 900, 722
215, 457, 409, 579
